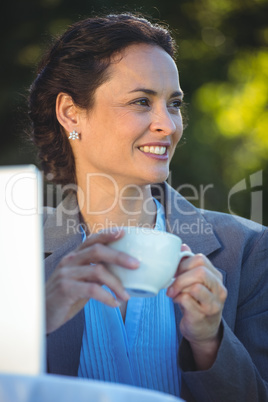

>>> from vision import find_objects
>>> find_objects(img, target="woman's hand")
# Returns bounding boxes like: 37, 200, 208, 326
46, 229, 139, 334
166, 244, 227, 370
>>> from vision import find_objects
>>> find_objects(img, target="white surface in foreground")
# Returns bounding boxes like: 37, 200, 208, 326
0, 373, 185, 402
0, 165, 45, 375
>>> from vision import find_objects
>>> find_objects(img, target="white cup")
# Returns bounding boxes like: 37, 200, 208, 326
108, 227, 193, 297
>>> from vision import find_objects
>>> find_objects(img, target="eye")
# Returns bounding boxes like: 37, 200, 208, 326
131, 98, 150, 107
168, 99, 182, 109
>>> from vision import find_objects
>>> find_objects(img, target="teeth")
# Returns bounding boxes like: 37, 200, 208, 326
139, 146, 167, 155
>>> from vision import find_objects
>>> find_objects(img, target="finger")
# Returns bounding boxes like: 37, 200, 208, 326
60, 242, 139, 270
69, 281, 121, 308
47, 280, 121, 331
174, 243, 194, 276
63, 284, 120, 328
79, 229, 125, 251
178, 284, 223, 316
177, 253, 223, 281
175, 290, 201, 314
167, 266, 224, 298
54, 264, 130, 301
172, 291, 222, 346
181, 243, 192, 252
48, 278, 121, 313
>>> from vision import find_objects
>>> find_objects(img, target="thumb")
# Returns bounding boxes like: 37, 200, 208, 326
181, 243, 192, 252
173, 243, 193, 278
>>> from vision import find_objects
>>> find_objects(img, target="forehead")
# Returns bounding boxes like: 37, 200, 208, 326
105, 44, 180, 92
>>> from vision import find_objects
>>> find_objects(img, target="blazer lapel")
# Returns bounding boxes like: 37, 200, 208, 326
153, 182, 223, 343
154, 182, 222, 256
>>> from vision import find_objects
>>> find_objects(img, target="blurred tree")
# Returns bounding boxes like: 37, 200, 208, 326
169, 0, 268, 224
1, 0, 268, 224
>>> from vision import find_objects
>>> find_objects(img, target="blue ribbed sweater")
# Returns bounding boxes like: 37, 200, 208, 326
78, 199, 181, 396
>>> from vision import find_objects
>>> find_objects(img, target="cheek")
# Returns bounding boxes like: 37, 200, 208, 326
169, 121, 183, 159
175, 119, 184, 143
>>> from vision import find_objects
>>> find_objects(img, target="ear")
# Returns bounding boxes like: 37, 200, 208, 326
56, 93, 80, 134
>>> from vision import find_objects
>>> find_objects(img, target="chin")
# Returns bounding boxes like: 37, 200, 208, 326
140, 172, 169, 186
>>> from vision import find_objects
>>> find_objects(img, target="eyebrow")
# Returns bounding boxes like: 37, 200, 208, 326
128, 88, 184, 98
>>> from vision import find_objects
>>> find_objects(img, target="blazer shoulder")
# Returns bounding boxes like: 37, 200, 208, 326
201, 208, 265, 235
201, 208, 267, 258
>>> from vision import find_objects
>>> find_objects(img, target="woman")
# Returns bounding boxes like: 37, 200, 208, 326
29, 13, 268, 401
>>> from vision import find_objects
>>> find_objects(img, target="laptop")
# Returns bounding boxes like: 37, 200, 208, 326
0, 165, 45, 375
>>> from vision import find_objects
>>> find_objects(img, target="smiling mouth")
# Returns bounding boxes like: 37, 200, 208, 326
139, 146, 167, 155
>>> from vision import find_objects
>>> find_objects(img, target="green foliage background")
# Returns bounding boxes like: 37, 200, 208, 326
1, 0, 268, 224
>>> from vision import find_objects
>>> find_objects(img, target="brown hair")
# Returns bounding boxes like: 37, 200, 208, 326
28, 13, 177, 185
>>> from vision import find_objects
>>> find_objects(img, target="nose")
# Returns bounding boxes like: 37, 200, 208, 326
150, 106, 178, 136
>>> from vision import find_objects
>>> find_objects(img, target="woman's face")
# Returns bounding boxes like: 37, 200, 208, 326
75, 43, 183, 187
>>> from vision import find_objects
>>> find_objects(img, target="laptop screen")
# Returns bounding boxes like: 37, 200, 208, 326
0, 165, 45, 375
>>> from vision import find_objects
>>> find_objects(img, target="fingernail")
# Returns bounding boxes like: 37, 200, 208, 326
123, 290, 130, 300
167, 286, 174, 297
127, 256, 140, 268
114, 300, 121, 307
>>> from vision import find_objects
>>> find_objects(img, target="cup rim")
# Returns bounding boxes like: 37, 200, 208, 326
118, 225, 182, 241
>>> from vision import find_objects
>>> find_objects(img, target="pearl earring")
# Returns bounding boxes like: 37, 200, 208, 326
68, 130, 79, 140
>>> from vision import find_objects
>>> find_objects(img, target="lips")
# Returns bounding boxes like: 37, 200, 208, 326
139, 145, 167, 155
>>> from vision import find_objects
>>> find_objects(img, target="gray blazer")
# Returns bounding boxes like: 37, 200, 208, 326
44, 182, 268, 402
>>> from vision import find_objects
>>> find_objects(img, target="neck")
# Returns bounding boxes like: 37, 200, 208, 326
76, 172, 157, 234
